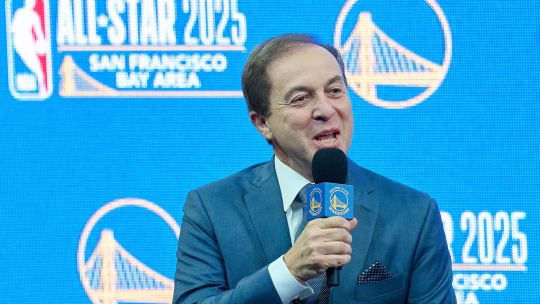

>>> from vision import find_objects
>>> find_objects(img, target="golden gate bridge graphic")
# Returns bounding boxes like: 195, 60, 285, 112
337, 10, 451, 108
78, 198, 180, 304
330, 194, 348, 212
59, 55, 116, 97
82, 229, 173, 303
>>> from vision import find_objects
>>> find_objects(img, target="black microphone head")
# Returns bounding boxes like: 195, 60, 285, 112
312, 148, 348, 184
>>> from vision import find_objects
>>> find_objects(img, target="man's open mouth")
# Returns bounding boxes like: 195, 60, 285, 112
314, 130, 339, 144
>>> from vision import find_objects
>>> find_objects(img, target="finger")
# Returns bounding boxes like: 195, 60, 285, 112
317, 228, 352, 243
315, 216, 351, 230
316, 241, 352, 255
348, 218, 358, 231
314, 254, 352, 269
330, 254, 352, 267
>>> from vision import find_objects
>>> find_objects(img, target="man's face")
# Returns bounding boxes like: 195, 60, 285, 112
253, 44, 354, 180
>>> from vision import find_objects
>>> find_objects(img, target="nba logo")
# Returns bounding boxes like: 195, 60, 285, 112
6, 0, 53, 100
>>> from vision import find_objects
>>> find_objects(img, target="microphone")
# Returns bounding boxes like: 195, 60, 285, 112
306, 148, 354, 287
312, 148, 348, 184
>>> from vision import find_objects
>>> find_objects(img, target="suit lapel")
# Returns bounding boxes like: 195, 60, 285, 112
349, 160, 378, 270
244, 159, 292, 263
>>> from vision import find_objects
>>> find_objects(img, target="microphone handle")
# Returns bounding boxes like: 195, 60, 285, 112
326, 266, 342, 286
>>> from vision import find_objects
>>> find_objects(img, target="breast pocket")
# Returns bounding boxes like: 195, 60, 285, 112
354, 274, 406, 303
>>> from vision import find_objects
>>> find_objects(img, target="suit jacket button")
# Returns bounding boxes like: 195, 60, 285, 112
291, 296, 301, 304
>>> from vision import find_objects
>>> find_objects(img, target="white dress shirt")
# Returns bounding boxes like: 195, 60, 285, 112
267, 156, 314, 303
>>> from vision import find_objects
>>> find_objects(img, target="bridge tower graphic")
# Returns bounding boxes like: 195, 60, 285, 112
59, 55, 116, 97
330, 194, 347, 211
337, 9, 451, 108
78, 198, 180, 304
82, 229, 173, 303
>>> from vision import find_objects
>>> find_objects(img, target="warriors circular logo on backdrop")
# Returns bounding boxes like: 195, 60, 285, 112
77, 198, 180, 304
334, 0, 452, 109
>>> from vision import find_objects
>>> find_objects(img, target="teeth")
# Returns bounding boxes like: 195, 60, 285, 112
317, 132, 337, 143
320, 137, 336, 143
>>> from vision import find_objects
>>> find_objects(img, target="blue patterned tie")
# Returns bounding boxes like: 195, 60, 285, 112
295, 185, 330, 304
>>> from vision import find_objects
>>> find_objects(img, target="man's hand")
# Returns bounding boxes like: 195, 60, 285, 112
283, 217, 358, 284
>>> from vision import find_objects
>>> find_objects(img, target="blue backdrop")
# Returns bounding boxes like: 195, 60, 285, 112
1, 0, 538, 303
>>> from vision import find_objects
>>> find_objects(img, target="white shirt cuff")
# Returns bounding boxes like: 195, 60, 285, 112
268, 255, 312, 303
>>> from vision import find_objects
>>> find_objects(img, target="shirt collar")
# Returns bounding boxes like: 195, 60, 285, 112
274, 156, 311, 212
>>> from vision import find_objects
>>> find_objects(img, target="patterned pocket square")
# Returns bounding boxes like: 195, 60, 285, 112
358, 260, 392, 284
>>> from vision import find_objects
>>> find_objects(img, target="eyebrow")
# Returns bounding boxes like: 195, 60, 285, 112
325, 75, 344, 87
283, 75, 344, 101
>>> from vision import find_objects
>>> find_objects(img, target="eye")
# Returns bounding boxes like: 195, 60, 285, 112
328, 87, 343, 95
290, 94, 310, 104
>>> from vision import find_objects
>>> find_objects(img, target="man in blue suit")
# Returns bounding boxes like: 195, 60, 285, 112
173, 34, 456, 303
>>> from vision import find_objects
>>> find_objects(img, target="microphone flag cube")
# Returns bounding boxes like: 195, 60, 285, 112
306, 183, 354, 220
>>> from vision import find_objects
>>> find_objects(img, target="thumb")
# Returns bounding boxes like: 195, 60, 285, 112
348, 218, 358, 231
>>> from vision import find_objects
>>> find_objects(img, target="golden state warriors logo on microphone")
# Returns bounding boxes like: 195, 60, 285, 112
334, 0, 452, 109
309, 188, 323, 216
329, 187, 350, 216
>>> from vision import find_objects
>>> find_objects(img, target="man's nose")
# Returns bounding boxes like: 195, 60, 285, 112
312, 95, 337, 121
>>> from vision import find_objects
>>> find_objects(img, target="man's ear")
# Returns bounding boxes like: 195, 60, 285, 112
249, 111, 273, 141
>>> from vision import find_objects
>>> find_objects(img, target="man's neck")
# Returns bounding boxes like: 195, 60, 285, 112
274, 153, 314, 183
274, 156, 311, 213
